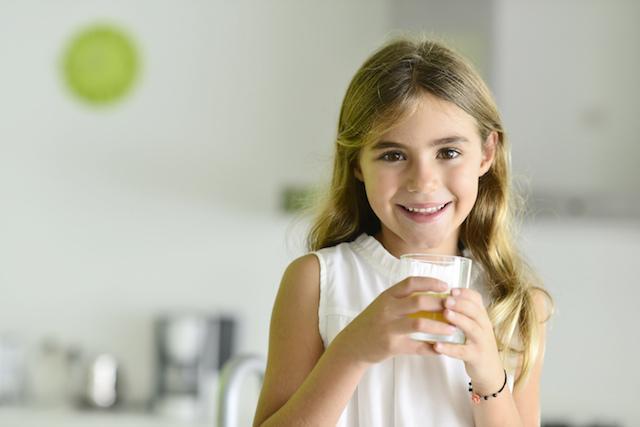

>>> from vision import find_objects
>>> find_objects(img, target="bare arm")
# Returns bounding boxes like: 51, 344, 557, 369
472, 289, 549, 427
253, 255, 462, 426
252, 254, 369, 426
511, 290, 550, 426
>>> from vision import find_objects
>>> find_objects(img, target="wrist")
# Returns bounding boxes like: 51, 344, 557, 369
469, 367, 506, 396
330, 331, 374, 371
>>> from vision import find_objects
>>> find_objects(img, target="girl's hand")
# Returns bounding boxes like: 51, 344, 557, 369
333, 277, 457, 365
433, 287, 505, 394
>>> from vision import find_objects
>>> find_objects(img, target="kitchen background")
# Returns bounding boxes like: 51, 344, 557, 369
1, 0, 639, 426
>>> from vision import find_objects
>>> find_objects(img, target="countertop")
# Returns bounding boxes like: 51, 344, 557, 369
0, 406, 213, 427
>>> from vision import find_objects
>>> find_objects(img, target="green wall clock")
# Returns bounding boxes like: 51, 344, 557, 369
62, 24, 140, 105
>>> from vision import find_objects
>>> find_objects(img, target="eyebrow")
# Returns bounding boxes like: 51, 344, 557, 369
370, 136, 469, 151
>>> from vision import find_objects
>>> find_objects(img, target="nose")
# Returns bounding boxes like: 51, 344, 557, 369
405, 160, 439, 194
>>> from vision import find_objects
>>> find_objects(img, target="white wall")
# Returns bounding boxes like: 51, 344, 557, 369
0, 0, 390, 403
520, 219, 639, 426
389, 0, 495, 85
494, 0, 640, 199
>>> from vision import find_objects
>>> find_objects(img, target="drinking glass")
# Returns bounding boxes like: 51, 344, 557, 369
400, 253, 472, 344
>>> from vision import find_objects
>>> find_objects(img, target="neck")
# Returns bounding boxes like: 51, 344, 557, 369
374, 229, 462, 258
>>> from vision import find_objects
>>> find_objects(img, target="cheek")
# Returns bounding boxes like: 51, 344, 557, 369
363, 168, 396, 196
360, 169, 399, 216
450, 166, 480, 203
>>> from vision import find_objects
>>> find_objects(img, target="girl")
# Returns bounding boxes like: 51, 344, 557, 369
253, 36, 552, 426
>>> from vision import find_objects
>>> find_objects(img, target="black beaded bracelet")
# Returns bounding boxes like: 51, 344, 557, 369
468, 369, 507, 404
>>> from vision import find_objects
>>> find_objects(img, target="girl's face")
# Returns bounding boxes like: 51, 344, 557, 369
355, 92, 496, 257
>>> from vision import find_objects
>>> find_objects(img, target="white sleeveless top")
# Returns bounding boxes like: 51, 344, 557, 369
312, 233, 514, 427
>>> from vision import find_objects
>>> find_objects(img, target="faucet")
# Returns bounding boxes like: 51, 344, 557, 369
216, 353, 266, 427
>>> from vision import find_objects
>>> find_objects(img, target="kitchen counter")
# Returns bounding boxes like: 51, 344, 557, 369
0, 406, 213, 427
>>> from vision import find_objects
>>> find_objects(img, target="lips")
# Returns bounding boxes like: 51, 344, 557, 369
402, 202, 448, 214
402, 202, 449, 208
398, 201, 451, 222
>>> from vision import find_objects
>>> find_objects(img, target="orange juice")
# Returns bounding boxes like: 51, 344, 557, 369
407, 291, 449, 322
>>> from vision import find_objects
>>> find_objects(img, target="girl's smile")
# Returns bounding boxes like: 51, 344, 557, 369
354, 92, 496, 257
397, 201, 452, 223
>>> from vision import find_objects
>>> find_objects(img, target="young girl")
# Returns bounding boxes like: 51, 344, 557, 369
253, 36, 552, 427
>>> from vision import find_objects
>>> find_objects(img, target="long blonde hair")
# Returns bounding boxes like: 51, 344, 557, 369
307, 36, 552, 386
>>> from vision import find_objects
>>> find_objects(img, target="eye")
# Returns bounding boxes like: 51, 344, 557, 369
437, 148, 461, 160
379, 151, 406, 162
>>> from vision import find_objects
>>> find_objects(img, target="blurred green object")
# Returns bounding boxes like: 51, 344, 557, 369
282, 185, 319, 213
62, 24, 139, 105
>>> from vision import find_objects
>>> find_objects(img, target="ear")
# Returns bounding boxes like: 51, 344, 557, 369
354, 161, 364, 182
479, 131, 498, 177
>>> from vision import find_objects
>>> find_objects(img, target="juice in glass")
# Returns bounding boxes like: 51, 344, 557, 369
400, 254, 472, 344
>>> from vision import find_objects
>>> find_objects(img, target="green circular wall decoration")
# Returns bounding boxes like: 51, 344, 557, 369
62, 24, 140, 105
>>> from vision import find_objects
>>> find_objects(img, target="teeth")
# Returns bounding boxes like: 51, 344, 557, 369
405, 203, 446, 214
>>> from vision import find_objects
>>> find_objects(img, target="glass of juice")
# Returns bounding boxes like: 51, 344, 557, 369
400, 253, 472, 344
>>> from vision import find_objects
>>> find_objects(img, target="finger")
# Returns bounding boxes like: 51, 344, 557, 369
396, 292, 447, 316
444, 296, 485, 324
408, 340, 439, 356
433, 340, 470, 361
391, 315, 458, 337
443, 308, 482, 342
451, 287, 484, 307
395, 335, 440, 356
388, 276, 448, 298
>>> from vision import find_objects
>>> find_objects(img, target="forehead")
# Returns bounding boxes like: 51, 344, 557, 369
375, 92, 481, 145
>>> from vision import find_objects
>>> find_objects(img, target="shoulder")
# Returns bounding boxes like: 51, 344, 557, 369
312, 237, 368, 271
277, 254, 321, 302
314, 239, 360, 258
282, 253, 320, 283
285, 253, 320, 278
529, 287, 554, 324
269, 254, 324, 369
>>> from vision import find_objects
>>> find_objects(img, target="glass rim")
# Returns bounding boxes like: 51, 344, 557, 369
399, 253, 472, 265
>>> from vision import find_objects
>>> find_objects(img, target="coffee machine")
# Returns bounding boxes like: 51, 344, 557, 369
152, 312, 236, 421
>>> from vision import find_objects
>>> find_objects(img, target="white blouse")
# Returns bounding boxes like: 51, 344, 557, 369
312, 233, 514, 426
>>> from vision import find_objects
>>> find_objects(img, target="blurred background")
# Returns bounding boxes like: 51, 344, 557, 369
1, 0, 638, 426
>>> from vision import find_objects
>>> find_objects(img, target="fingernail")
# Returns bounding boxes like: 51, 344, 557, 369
451, 288, 461, 296
446, 297, 455, 307
446, 309, 455, 318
